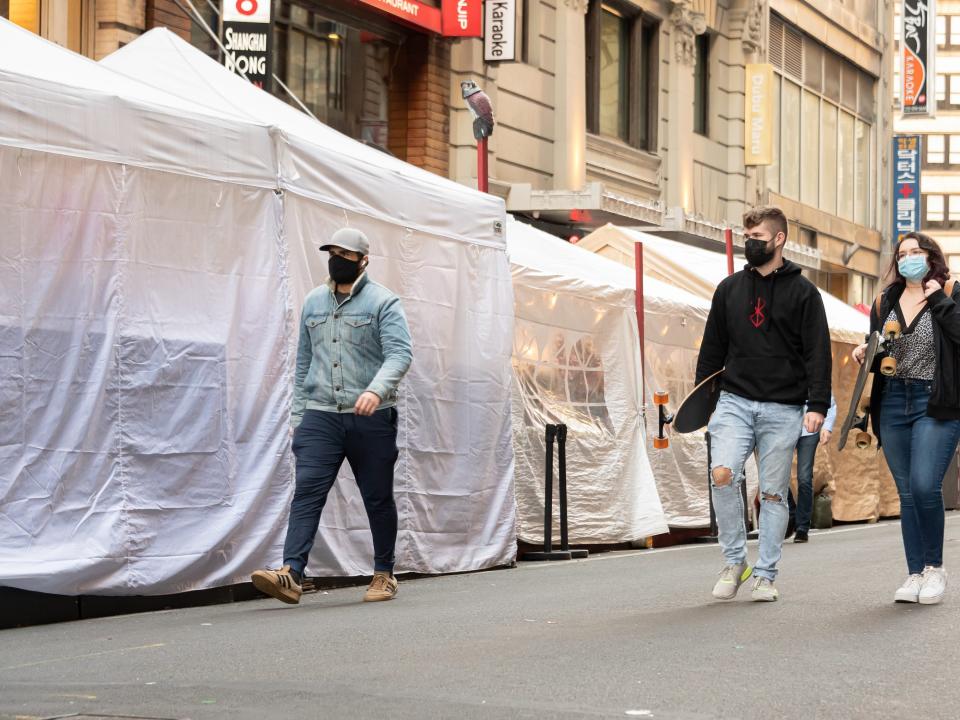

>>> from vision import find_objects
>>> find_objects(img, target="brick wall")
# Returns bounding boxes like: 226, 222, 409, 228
388, 34, 450, 177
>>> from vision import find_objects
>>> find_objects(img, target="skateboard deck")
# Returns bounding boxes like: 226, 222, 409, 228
837, 331, 881, 451
673, 369, 724, 433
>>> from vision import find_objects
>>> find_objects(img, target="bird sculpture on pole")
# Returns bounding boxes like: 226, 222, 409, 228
461, 80, 495, 193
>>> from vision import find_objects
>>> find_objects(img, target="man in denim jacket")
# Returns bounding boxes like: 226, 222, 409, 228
252, 228, 413, 604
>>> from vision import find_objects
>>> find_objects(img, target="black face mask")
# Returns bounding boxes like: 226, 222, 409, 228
329, 255, 364, 284
745, 237, 776, 267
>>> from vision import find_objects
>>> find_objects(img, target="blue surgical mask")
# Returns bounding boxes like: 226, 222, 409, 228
898, 255, 929, 282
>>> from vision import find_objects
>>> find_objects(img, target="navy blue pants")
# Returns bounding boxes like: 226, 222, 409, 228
283, 408, 399, 576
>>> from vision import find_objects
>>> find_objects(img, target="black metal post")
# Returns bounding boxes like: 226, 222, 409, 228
521, 424, 572, 561
557, 424, 588, 559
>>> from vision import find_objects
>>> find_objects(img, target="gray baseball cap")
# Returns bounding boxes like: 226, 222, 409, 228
321, 228, 369, 256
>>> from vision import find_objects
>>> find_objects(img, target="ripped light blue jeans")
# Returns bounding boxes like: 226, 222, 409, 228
708, 391, 804, 581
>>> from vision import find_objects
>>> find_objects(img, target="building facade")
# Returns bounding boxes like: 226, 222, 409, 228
3, 0, 893, 303
450, 0, 893, 304
894, 0, 960, 275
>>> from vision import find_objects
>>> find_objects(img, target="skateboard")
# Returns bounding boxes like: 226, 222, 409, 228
837, 331, 883, 451
653, 369, 724, 448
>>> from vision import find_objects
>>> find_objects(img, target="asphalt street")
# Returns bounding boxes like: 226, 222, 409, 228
3, 516, 960, 720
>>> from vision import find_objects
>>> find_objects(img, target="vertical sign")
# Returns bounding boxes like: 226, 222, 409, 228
222, 0, 272, 89
902, 0, 935, 116
484, 0, 515, 62
744, 63, 774, 166
893, 135, 921, 243
443, 0, 482, 36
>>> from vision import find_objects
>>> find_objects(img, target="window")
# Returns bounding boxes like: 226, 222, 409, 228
9, 0, 86, 52
781, 80, 801, 201
9, 0, 39, 33
586, 3, 658, 151
950, 196, 960, 222
952, 17, 960, 47
275, 4, 346, 120
950, 135, 960, 164
694, 33, 710, 136
952, 76, 960, 107
937, 74, 947, 103
928, 195, 945, 223
937, 14, 947, 47
928, 134, 946, 164
801, 91, 819, 207
819, 102, 837, 214
769, 13, 876, 227
598, 6, 628, 140
190, 0, 219, 59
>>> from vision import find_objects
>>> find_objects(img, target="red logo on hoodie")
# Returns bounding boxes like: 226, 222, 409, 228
750, 297, 766, 328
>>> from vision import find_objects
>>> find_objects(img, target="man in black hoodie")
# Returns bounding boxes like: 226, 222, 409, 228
696, 206, 831, 602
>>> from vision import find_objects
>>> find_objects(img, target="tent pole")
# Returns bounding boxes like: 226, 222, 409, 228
477, 137, 489, 193
635, 240, 645, 412
725, 227, 734, 276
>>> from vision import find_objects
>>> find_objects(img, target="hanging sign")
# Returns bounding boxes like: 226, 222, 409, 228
744, 64, 774, 166
221, 0, 272, 89
443, 0, 481, 36
484, 0, 515, 62
893, 135, 922, 243
902, 0, 935, 116
357, 0, 442, 33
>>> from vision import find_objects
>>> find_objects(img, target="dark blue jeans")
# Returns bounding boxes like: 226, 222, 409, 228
284, 408, 399, 576
788, 433, 819, 532
880, 379, 960, 575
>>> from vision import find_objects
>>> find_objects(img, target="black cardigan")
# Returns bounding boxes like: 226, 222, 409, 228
868, 281, 960, 447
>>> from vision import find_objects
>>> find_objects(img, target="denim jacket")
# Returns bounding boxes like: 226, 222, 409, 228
291, 273, 412, 427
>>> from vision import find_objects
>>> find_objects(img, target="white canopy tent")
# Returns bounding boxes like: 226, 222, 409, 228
507, 217, 710, 540
580, 225, 885, 525
0, 20, 516, 597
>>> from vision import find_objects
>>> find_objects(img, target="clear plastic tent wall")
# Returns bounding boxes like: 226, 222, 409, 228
102, 29, 517, 578
506, 218, 673, 543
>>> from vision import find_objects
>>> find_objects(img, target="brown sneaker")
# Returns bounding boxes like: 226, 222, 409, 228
251, 565, 302, 605
363, 571, 398, 602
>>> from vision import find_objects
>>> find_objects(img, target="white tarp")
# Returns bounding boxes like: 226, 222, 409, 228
101, 29, 517, 580
508, 218, 683, 542
0, 21, 516, 596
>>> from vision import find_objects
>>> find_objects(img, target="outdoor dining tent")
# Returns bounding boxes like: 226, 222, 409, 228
0, 20, 516, 597
580, 224, 894, 524
507, 217, 711, 539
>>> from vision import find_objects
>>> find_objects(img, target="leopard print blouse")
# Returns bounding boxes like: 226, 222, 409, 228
884, 305, 936, 381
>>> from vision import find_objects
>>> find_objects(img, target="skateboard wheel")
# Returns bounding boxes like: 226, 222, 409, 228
859, 398, 871, 413
653, 436, 669, 449
855, 432, 872, 449
653, 391, 669, 405
883, 320, 901, 339
880, 357, 897, 377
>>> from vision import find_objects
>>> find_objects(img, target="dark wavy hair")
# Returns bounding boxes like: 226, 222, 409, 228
886, 232, 950, 289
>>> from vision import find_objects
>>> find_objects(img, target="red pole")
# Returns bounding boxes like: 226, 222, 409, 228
724, 227, 734, 276
635, 241, 645, 404
477, 137, 489, 193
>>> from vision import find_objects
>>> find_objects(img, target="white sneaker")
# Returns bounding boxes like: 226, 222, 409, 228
894, 574, 923, 603
919, 566, 947, 605
712, 563, 752, 600
751, 576, 779, 602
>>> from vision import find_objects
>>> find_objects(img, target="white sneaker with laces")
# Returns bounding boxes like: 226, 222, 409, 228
712, 563, 752, 600
894, 573, 923, 603
919, 566, 947, 605
751, 576, 779, 602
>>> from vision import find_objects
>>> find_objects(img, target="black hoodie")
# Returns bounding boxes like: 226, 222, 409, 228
695, 260, 832, 415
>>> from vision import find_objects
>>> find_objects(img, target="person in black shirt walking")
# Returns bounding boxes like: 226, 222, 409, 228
696, 206, 832, 602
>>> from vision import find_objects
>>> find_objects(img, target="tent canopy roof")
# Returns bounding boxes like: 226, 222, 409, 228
102, 29, 505, 247
0, 18, 276, 186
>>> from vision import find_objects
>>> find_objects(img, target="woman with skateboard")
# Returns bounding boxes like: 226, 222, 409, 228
852, 232, 960, 605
